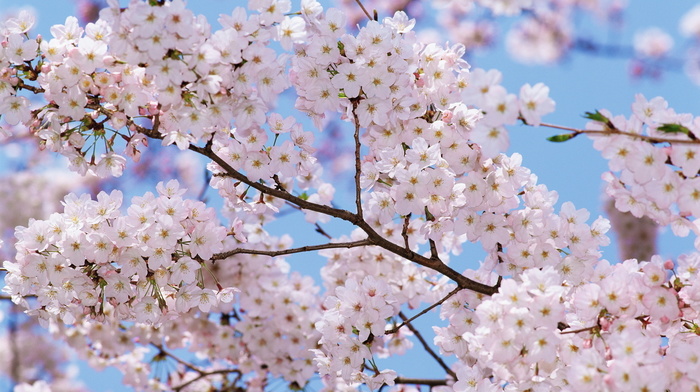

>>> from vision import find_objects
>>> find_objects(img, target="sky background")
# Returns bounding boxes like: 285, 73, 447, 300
1, 0, 700, 391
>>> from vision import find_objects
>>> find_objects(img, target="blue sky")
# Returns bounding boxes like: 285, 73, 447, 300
2, 0, 700, 390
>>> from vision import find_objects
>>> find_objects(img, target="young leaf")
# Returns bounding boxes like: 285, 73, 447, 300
658, 123, 691, 135
582, 110, 610, 123
547, 133, 578, 142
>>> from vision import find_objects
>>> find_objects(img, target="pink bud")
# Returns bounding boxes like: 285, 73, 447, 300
415, 76, 425, 88
603, 375, 614, 387
582, 338, 592, 349
68, 46, 81, 59
664, 259, 674, 270
442, 110, 453, 123
148, 102, 159, 115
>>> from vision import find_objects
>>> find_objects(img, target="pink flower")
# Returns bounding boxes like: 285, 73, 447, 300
519, 83, 555, 126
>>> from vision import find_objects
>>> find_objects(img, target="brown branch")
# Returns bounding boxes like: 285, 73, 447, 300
152, 343, 242, 391
0, 295, 36, 300
16, 78, 45, 94
186, 140, 499, 294
559, 325, 598, 335
401, 214, 410, 250
351, 99, 364, 220
353, 0, 373, 21
315, 223, 332, 240
385, 286, 463, 334
173, 369, 240, 392
152, 343, 204, 374
394, 377, 448, 386
211, 239, 372, 261
537, 121, 700, 145
572, 38, 636, 59
132, 117, 499, 296
428, 239, 439, 260
398, 312, 457, 380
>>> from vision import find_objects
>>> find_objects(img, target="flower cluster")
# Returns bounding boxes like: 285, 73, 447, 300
314, 276, 400, 389
588, 94, 700, 250
448, 257, 700, 391
0, 0, 297, 180
3, 180, 232, 325
6, 1, 700, 392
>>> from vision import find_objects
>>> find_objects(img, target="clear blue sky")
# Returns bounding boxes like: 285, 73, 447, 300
1, 0, 699, 390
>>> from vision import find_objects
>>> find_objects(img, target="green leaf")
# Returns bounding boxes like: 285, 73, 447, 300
582, 110, 610, 123
546, 133, 578, 142
658, 123, 691, 135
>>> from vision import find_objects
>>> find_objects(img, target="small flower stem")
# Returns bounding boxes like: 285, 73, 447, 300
385, 286, 462, 334
398, 311, 457, 380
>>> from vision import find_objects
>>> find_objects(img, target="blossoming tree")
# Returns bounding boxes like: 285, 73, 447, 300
2, 0, 700, 391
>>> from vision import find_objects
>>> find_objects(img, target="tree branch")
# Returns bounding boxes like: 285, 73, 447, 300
385, 286, 463, 334
152, 343, 204, 375
394, 377, 448, 386
572, 38, 635, 58
173, 369, 241, 392
152, 343, 242, 392
132, 117, 500, 296
0, 294, 36, 301
211, 239, 372, 261
401, 215, 410, 250
351, 99, 364, 220
353, 0, 372, 21
537, 121, 700, 145
398, 312, 457, 380
428, 238, 439, 260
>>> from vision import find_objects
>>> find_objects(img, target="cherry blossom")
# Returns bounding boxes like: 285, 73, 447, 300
3, 1, 700, 391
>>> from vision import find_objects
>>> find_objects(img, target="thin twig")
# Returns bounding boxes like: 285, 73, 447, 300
152, 344, 204, 375
173, 369, 241, 392
211, 239, 372, 261
398, 312, 457, 380
152, 343, 243, 391
537, 121, 700, 145
353, 0, 372, 21
559, 325, 598, 335
394, 377, 448, 387
385, 286, 463, 334
0, 295, 36, 300
197, 168, 211, 202
428, 239, 439, 260
315, 223, 333, 240
131, 116, 500, 296
351, 99, 364, 220
401, 214, 410, 250
572, 38, 636, 58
